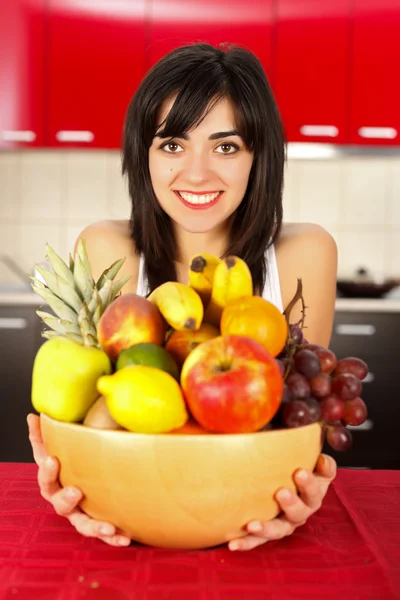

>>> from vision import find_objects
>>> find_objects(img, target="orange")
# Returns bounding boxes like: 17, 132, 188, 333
220, 296, 288, 357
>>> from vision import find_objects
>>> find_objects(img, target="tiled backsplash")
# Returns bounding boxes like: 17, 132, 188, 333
0, 150, 399, 284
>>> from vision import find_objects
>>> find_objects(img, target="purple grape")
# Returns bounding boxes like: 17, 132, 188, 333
282, 400, 313, 428
294, 349, 321, 379
286, 372, 311, 399
289, 323, 304, 345
326, 424, 352, 451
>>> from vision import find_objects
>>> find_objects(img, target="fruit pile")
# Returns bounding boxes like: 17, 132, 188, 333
31, 241, 368, 450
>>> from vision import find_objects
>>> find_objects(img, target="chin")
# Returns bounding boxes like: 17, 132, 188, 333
174, 215, 226, 234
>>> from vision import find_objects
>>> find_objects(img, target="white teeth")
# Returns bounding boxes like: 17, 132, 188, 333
178, 191, 220, 204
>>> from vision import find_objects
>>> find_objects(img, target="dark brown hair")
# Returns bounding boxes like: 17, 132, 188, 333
122, 42, 286, 294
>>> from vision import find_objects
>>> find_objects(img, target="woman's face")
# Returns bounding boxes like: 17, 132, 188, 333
148, 96, 254, 234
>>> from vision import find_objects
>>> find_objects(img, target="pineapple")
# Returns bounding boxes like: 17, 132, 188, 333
30, 239, 131, 348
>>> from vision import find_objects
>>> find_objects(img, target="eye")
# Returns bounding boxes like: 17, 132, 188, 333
215, 143, 239, 155
160, 141, 184, 153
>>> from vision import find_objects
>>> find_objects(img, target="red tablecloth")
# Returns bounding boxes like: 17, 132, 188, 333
0, 464, 399, 600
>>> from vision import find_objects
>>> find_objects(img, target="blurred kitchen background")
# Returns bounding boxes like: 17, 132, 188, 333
1, 0, 399, 467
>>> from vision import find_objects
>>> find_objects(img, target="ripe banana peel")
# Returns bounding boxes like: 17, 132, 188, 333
188, 253, 222, 306
204, 256, 253, 327
148, 281, 203, 331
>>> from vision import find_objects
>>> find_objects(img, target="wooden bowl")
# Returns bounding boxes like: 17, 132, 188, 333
40, 413, 322, 550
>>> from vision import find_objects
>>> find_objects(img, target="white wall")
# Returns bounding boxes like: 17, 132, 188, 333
0, 150, 399, 283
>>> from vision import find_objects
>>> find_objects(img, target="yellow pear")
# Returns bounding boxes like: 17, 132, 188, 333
32, 337, 112, 422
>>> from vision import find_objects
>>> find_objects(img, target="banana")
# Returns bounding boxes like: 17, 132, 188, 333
204, 256, 253, 327
188, 252, 222, 306
148, 282, 203, 331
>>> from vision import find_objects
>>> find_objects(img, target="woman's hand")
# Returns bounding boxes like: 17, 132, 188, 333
228, 453, 337, 551
27, 413, 131, 547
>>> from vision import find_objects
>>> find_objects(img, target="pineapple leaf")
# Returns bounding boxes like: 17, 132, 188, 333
111, 274, 131, 299
88, 286, 102, 316
69, 253, 75, 272
41, 329, 82, 344
36, 310, 81, 336
34, 266, 61, 297
45, 244, 75, 288
73, 252, 94, 305
29, 275, 47, 291
56, 274, 84, 313
78, 302, 98, 347
98, 277, 113, 309
91, 303, 102, 328
96, 257, 127, 289
31, 285, 77, 323
76, 238, 93, 274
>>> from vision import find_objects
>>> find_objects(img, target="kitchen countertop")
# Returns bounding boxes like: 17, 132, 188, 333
1, 292, 400, 312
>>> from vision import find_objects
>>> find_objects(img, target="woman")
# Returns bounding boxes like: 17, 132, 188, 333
28, 42, 338, 551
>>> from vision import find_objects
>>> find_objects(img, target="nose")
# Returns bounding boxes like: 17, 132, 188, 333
183, 150, 212, 186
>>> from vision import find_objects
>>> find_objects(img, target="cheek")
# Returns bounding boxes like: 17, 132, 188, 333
223, 158, 252, 190
149, 155, 174, 188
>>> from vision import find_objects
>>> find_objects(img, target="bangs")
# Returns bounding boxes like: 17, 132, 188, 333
154, 89, 257, 154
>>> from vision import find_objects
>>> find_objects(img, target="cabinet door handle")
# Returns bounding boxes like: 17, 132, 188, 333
56, 130, 94, 143
1, 130, 36, 142
0, 317, 28, 329
358, 127, 397, 140
335, 324, 376, 336
300, 125, 339, 137
347, 419, 374, 431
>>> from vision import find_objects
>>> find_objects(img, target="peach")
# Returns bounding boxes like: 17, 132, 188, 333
97, 294, 165, 361
165, 323, 220, 369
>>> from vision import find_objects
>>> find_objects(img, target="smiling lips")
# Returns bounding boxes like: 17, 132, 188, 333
175, 190, 223, 210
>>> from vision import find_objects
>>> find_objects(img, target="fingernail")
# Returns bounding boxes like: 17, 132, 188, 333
277, 489, 292, 501
99, 525, 114, 535
65, 487, 80, 499
297, 469, 308, 481
248, 521, 263, 533
229, 541, 240, 551
117, 538, 131, 547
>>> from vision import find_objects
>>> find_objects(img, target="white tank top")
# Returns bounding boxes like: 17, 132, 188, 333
136, 244, 283, 312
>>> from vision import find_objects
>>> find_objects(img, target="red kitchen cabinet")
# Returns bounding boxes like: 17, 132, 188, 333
148, 0, 274, 81
0, 0, 45, 148
274, 0, 351, 144
47, 0, 147, 148
350, 0, 400, 146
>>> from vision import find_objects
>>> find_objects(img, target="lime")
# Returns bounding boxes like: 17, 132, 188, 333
116, 342, 179, 380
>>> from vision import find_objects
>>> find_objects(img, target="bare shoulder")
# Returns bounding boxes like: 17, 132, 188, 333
276, 222, 337, 250
74, 219, 139, 293
275, 222, 338, 347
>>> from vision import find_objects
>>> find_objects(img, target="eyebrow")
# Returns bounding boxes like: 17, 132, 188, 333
155, 129, 241, 140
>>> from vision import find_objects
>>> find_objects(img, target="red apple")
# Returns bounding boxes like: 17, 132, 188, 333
97, 294, 165, 361
180, 334, 283, 433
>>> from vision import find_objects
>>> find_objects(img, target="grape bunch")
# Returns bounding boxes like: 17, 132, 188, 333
275, 324, 369, 452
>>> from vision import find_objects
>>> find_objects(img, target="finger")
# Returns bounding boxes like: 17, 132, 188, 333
69, 512, 131, 546
229, 535, 267, 551
51, 486, 83, 516
293, 469, 323, 512
247, 516, 295, 540
37, 455, 63, 500
27, 414, 47, 465
273, 485, 314, 523
315, 454, 337, 480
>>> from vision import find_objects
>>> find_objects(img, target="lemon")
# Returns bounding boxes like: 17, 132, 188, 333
97, 365, 188, 433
